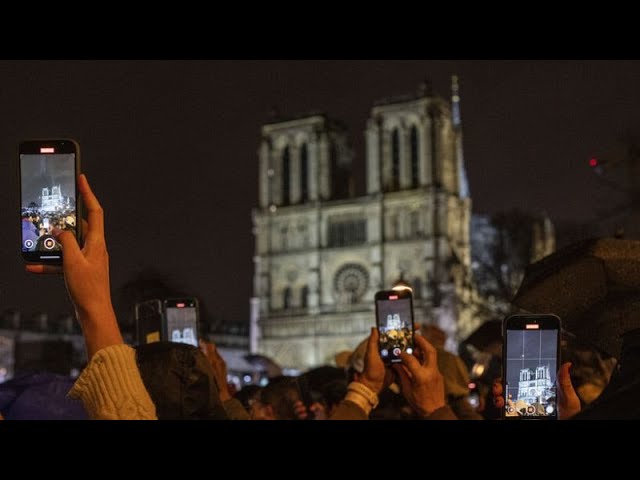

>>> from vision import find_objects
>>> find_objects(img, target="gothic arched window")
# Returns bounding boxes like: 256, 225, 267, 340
300, 285, 309, 308
410, 125, 420, 188
391, 128, 400, 191
413, 277, 423, 299
282, 146, 291, 206
283, 287, 292, 309
300, 143, 308, 203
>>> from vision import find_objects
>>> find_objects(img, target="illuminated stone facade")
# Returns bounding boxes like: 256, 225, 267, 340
41, 185, 67, 212
517, 366, 554, 405
252, 83, 487, 370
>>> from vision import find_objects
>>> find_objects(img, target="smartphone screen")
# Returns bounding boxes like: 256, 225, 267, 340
503, 314, 560, 420
19, 140, 80, 264
375, 289, 415, 363
164, 298, 199, 347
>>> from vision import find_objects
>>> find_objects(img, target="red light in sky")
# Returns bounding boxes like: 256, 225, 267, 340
589, 158, 598, 167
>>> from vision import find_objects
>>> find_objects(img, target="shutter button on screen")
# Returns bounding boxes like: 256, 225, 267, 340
44, 238, 56, 250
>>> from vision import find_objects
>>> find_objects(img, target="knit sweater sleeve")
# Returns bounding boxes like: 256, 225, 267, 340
69, 344, 157, 420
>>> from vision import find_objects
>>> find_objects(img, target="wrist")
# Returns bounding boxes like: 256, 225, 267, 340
346, 381, 379, 415
76, 302, 117, 326
77, 308, 124, 360
356, 378, 383, 395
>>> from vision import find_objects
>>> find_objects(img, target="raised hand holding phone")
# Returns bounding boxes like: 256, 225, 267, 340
393, 334, 446, 417
26, 174, 123, 359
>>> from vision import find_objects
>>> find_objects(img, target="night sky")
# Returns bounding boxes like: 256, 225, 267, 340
1, 60, 639, 328
505, 329, 558, 391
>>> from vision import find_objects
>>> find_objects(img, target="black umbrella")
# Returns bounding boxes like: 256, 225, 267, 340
463, 319, 503, 353
512, 237, 640, 359
243, 354, 283, 378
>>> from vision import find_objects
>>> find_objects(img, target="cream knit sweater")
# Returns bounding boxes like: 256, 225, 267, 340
69, 344, 157, 420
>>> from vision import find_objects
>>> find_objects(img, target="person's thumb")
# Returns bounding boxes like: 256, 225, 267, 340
558, 362, 573, 390
557, 362, 580, 419
366, 327, 378, 359
54, 229, 82, 264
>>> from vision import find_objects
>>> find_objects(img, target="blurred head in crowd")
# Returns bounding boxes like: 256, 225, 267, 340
235, 384, 263, 419
253, 377, 300, 420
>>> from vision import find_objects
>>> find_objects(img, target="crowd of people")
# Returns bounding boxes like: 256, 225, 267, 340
21, 208, 76, 252
2, 174, 638, 420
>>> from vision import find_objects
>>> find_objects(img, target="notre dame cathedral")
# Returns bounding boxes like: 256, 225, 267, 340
251, 79, 491, 370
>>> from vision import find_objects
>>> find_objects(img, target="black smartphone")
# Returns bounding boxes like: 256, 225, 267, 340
163, 298, 199, 347
19, 139, 82, 265
135, 299, 163, 345
503, 314, 561, 420
374, 289, 415, 364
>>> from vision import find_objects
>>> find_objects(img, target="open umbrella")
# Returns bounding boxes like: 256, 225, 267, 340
512, 237, 640, 359
243, 354, 283, 378
463, 319, 503, 353
0, 372, 88, 420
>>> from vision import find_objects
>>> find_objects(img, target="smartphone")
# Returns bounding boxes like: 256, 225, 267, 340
135, 299, 163, 345
374, 289, 415, 364
163, 298, 199, 348
503, 314, 561, 420
19, 139, 82, 265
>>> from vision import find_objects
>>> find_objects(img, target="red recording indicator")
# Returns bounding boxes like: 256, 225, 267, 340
526, 324, 540, 329
176, 303, 185, 308
40, 147, 55, 153
389, 295, 398, 300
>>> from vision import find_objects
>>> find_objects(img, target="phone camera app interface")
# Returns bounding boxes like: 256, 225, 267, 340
377, 298, 413, 361
166, 306, 198, 347
21, 154, 76, 253
505, 329, 558, 418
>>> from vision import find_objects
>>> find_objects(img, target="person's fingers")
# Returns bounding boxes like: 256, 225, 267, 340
492, 379, 503, 397
54, 230, 83, 265
392, 363, 413, 394
293, 400, 308, 419
558, 362, 573, 387
414, 334, 438, 368
78, 174, 105, 244
383, 367, 395, 389
25, 264, 63, 275
81, 219, 89, 240
399, 350, 422, 378
211, 344, 225, 365
494, 395, 505, 409
366, 327, 378, 360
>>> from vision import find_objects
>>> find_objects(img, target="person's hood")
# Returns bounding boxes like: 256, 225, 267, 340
135, 342, 228, 420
